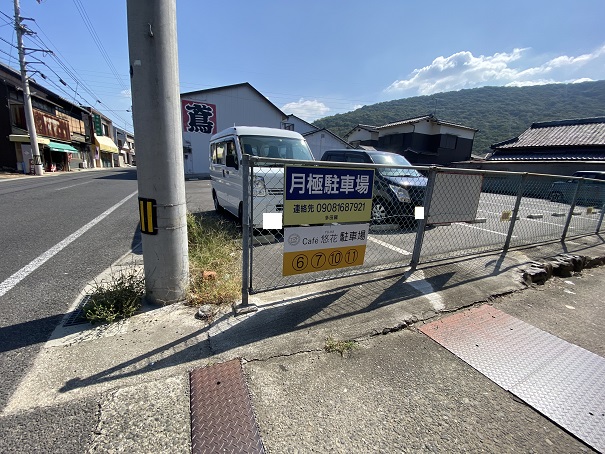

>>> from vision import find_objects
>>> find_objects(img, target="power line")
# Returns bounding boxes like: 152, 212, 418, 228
23, 21, 133, 130
71, 0, 127, 91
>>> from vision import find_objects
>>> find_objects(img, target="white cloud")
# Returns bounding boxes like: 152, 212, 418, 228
385, 44, 605, 97
281, 98, 330, 122
120, 89, 132, 98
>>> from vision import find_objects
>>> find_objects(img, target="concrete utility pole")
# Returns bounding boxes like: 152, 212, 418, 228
13, 0, 43, 176
126, 0, 189, 304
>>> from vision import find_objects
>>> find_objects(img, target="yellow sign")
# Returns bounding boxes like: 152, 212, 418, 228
139, 197, 158, 235
282, 224, 369, 276
283, 245, 366, 276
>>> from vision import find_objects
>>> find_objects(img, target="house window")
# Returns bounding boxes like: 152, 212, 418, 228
440, 134, 457, 149
282, 123, 294, 131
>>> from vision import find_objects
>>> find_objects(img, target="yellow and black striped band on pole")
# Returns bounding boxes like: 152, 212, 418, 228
139, 197, 158, 235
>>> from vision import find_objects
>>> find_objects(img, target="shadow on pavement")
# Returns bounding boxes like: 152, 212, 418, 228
55, 251, 524, 393
96, 169, 138, 181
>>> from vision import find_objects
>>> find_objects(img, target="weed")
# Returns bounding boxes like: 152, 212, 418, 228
83, 213, 242, 324
186, 213, 242, 306
324, 337, 358, 357
84, 268, 145, 324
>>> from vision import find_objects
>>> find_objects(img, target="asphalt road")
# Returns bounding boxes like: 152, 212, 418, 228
0, 168, 140, 452
0, 170, 218, 453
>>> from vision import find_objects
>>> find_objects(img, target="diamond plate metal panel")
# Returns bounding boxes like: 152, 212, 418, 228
420, 305, 605, 452
190, 359, 265, 454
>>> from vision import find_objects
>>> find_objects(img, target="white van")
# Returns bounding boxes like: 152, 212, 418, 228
209, 126, 315, 227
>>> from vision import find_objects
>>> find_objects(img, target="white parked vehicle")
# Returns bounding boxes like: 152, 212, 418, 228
209, 126, 315, 227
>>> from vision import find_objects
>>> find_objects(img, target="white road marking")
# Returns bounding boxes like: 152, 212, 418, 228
406, 270, 444, 311
0, 191, 138, 298
453, 222, 514, 237
368, 236, 412, 255
55, 181, 93, 191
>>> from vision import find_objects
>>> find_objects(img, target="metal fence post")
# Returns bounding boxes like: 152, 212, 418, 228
597, 202, 605, 233
411, 167, 437, 267
233, 154, 257, 315
561, 179, 582, 241
503, 173, 527, 252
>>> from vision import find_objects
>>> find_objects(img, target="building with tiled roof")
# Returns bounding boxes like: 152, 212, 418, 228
489, 117, 605, 161
345, 115, 478, 165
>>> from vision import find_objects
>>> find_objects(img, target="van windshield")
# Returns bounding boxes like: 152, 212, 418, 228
239, 136, 314, 161
369, 153, 423, 177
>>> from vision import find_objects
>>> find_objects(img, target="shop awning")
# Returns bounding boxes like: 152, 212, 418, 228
9, 134, 51, 145
94, 134, 119, 153
49, 141, 78, 153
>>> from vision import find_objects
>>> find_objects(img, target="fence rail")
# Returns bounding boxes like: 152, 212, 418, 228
240, 156, 605, 297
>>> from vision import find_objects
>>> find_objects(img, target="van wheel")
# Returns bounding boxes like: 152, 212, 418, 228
212, 190, 223, 213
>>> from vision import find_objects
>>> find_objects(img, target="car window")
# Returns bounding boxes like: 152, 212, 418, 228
323, 152, 345, 161
346, 154, 367, 163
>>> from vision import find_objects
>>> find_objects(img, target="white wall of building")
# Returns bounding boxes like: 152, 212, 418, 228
304, 131, 350, 160
283, 115, 318, 134
182, 84, 285, 177
379, 120, 475, 140
347, 127, 378, 144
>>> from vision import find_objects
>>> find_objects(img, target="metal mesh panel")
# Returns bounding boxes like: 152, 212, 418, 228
247, 158, 424, 293
242, 160, 605, 294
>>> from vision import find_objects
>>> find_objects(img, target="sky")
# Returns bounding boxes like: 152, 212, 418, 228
1, 0, 604, 133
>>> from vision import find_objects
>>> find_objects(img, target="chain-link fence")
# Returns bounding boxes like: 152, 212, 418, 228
240, 156, 605, 296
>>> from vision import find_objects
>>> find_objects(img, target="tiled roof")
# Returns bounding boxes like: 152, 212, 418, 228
493, 117, 605, 149
488, 151, 605, 161
378, 114, 478, 131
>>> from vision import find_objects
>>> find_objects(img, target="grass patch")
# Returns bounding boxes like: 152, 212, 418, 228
82, 212, 242, 324
83, 268, 145, 324
186, 212, 242, 306
324, 337, 358, 357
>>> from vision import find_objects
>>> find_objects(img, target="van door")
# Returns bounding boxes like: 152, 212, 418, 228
223, 139, 242, 216
210, 141, 231, 213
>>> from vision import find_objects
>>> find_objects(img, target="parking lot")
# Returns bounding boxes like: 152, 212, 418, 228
248, 190, 604, 292
186, 174, 604, 294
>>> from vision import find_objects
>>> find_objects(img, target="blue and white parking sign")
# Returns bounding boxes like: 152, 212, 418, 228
284, 166, 374, 225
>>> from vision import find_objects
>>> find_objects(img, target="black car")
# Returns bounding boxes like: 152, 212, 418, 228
548, 171, 605, 205
321, 149, 427, 225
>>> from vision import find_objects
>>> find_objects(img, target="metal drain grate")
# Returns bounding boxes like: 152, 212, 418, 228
190, 358, 265, 454
63, 295, 91, 327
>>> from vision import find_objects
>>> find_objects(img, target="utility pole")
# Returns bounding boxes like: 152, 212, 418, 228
13, 0, 43, 175
126, 0, 189, 304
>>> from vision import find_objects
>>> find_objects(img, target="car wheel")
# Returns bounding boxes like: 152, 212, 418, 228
371, 199, 389, 224
549, 191, 564, 203
212, 190, 223, 212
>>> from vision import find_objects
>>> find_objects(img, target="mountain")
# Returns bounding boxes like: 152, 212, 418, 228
312, 80, 605, 154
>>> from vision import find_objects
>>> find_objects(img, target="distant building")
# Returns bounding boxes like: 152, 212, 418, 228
181, 83, 287, 178
303, 128, 351, 160
489, 117, 605, 162
451, 117, 605, 176
180, 83, 347, 177
281, 114, 317, 135
344, 114, 477, 166
0, 62, 129, 173
345, 124, 379, 148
